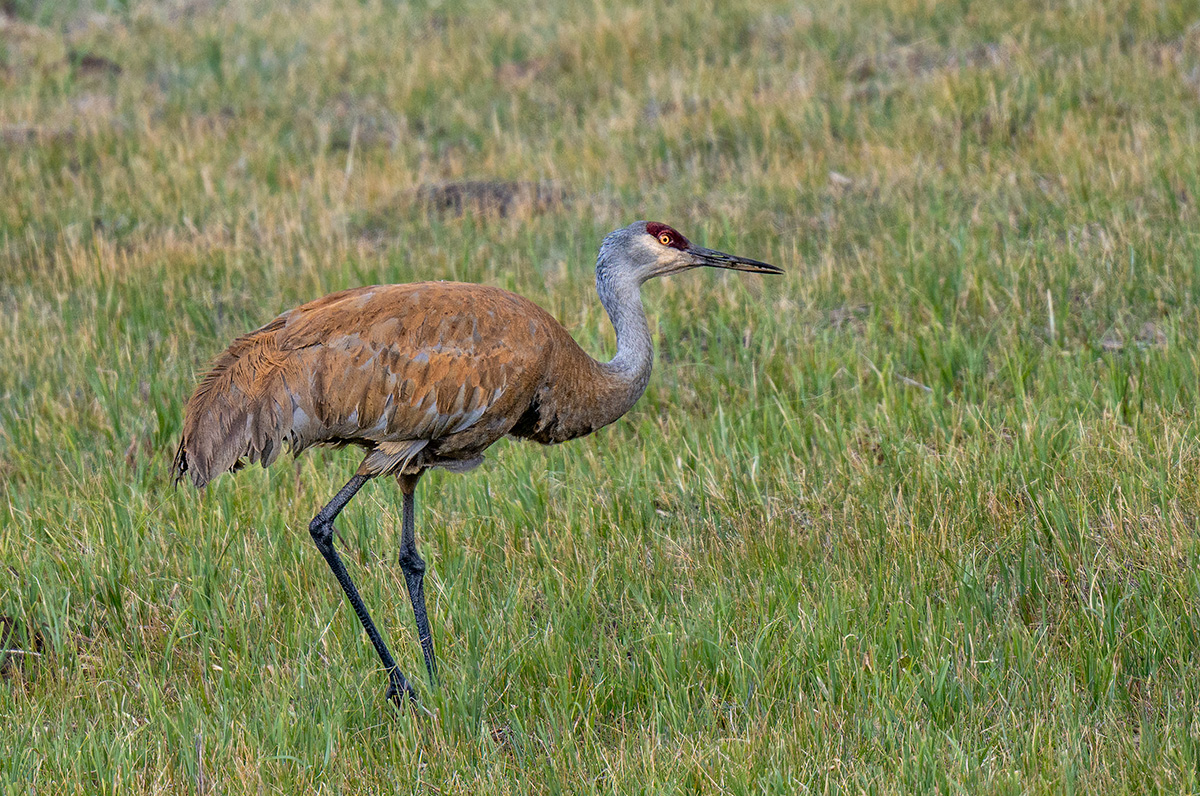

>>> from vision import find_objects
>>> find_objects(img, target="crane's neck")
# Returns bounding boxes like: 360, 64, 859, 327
594, 261, 653, 420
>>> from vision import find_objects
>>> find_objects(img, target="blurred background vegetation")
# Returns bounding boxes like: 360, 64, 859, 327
3, 0, 1200, 791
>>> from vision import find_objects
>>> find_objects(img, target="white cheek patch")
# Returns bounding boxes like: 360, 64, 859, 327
631, 236, 683, 275
632, 236, 660, 259
649, 240, 692, 276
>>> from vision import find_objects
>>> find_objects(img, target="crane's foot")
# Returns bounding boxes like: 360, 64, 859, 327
385, 667, 418, 706
385, 667, 435, 717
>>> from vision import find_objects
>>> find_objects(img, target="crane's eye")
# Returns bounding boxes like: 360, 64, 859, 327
658, 233, 672, 246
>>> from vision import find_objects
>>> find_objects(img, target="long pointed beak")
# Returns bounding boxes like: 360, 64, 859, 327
689, 245, 783, 275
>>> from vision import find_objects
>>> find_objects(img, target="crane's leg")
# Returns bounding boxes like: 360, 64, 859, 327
309, 473, 417, 707
397, 472, 438, 686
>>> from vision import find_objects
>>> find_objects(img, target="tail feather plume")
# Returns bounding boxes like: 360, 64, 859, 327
172, 322, 294, 488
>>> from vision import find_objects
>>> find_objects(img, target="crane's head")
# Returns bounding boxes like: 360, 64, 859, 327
597, 221, 782, 286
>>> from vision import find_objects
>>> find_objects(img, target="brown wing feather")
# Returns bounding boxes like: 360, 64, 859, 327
174, 283, 562, 487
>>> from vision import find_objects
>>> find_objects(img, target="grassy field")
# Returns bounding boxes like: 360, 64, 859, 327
4, 0, 1200, 791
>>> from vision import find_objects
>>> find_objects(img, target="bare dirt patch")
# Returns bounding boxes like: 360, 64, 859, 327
415, 180, 570, 218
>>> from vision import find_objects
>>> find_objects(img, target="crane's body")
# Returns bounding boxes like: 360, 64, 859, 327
175, 281, 644, 487
173, 221, 781, 708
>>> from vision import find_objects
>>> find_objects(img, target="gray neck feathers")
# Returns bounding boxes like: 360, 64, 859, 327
595, 252, 653, 412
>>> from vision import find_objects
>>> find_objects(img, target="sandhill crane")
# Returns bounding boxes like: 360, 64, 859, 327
172, 220, 781, 707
